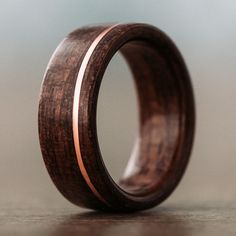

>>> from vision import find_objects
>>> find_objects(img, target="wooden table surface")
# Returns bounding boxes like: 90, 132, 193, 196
1, 203, 236, 236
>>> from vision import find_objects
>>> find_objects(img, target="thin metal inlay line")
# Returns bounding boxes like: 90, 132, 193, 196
72, 24, 119, 205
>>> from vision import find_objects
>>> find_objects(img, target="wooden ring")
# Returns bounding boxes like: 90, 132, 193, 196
38, 23, 195, 211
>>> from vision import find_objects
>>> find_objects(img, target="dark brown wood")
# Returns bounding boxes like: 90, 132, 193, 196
38, 23, 195, 211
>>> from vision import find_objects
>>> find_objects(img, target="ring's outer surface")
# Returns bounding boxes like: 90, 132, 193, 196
38, 23, 195, 212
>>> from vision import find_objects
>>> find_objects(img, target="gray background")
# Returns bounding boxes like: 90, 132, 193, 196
0, 0, 235, 209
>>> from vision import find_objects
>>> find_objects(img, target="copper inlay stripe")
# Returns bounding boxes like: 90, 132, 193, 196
72, 24, 119, 205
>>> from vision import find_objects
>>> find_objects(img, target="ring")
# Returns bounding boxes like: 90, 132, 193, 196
38, 23, 195, 211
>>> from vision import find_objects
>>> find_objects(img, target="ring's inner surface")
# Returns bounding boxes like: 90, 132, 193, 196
115, 40, 182, 196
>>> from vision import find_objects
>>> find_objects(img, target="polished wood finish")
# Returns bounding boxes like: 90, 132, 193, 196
38, 23, 195, 211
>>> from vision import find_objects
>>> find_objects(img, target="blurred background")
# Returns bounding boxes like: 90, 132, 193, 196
0, 0, 235, 210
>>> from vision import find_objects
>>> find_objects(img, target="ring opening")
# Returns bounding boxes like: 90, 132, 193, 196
98, 39, 182, 197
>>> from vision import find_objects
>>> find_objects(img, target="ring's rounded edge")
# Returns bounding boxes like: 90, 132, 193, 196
77, 23, 196, 211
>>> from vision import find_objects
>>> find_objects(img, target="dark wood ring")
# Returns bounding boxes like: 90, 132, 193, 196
38, 23, 195, 212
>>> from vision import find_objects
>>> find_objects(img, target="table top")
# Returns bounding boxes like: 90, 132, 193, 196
1, 203, 236, 236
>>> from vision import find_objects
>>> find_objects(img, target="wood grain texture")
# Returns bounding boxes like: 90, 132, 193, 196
38, 23, 195, 211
